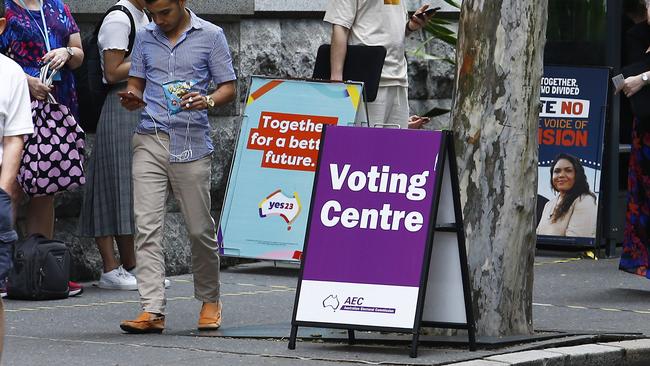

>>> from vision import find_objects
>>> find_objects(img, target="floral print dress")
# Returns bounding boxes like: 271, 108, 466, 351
620, 118, 650, 278
0, 0, 80, 119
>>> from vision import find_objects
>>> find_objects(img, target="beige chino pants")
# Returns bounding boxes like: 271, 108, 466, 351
132, 133, 220, 315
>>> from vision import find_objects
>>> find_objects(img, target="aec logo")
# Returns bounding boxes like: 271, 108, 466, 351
322, 295, 340, 311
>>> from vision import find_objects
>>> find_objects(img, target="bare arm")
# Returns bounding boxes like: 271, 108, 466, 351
125, 77, 145, 97
209, 80, 236, 106
65, 33, 84, 70
330, 24, 350, 81
41, 32, 84, 70
0, 136, 24, 194
26, 75, 52, 100
103, 49, 130, 85
406, 5, 435, 35
622, 71, 650, 97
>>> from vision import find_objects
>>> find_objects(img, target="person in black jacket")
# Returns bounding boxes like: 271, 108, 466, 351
619, 0, 650, 281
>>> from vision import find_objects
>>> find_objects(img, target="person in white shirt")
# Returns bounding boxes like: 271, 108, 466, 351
0, 0, 36, 358
78, 0, 158, 291
325, 0, 434, 128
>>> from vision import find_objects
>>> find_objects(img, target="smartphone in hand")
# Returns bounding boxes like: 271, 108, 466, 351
415, 7, 440, 18
612, 74, 625, 94
117, 91, 147, 106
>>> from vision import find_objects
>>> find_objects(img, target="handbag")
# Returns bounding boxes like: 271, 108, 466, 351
7, 234, 71, 300
18, 97, 86, 197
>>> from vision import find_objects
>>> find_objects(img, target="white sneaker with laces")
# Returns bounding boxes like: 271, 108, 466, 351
127, 269, 171, 288
98, 266, 138, 290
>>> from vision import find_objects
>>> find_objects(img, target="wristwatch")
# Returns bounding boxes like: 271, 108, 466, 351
65, 47, 75, 57
643, 73, 648, 84
205, 95, 215, 108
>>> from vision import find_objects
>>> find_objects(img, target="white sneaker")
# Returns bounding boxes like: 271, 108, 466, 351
98, 266, 138, 290
127, 269, 171, 288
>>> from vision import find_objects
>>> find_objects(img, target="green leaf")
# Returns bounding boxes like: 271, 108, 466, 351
408, 49, 456, 65
430, 32, 457, 46
429, 17, 454, 26
425, 23, 455, 36
441, 0, 460, 9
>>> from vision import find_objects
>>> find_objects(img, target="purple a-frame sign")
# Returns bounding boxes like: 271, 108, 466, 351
289, 127, 475, 357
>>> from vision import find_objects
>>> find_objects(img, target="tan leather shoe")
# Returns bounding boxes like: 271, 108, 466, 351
198, 301, 222, 330
120, 312, 165, 334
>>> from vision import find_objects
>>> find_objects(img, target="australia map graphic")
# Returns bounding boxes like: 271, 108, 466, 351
258, 189, 302, 230
322, 295, 339, 311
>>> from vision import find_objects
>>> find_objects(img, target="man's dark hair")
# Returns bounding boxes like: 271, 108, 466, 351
144, 0, 179, 3
0, 0, 5, 18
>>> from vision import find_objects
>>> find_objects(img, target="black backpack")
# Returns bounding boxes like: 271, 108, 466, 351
7, 234, 71, 300
74, 5, 136, 133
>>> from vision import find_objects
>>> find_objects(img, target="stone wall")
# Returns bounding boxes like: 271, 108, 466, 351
36, 1, 457, 280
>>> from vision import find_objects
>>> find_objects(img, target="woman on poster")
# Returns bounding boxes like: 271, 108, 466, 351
536, 153, 597, 238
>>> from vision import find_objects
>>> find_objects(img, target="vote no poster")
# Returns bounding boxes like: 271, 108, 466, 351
218, 77, 363, 260
295, 127, 441, 329
536, 66, 608, 246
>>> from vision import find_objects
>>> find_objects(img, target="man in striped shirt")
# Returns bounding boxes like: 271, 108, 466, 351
119, 0, 236, 334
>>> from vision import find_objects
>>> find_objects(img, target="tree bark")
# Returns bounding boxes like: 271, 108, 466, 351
451, 0, 548, 336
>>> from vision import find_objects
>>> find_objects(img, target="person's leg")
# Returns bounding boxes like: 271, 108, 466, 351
115, 235, 136, 270
384, 86, 409, 129
26, 195, 54, 239
168, 156, 220, 304
97, 234, 137, 291
131, 133, 170, 315
8, 180, 22, 229
0, 298, 4, 361
96, 236, 119, 273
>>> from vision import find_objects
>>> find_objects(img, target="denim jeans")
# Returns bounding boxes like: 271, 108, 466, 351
0, 189, 17, 280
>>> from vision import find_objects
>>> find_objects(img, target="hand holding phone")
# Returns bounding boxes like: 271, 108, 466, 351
118, 90, 146, 111
408, 115, 431, 129
410, 5, 439, 30
612, 74, 625, 94
415, 7, 440, 19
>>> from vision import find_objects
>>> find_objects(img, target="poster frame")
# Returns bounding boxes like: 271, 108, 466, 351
536, 64, 610, 251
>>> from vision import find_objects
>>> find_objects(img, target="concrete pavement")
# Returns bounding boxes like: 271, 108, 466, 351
1, 249, 650, 365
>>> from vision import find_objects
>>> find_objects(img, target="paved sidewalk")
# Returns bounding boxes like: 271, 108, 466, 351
1, 250, 650, 365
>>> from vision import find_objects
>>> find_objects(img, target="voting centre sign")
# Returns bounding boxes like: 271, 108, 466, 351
289, 127, 476, 357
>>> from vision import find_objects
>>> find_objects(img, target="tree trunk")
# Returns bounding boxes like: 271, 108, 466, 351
450, 0, 548, 336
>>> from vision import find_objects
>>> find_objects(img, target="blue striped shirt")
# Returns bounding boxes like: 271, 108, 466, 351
129, 9, 236, 162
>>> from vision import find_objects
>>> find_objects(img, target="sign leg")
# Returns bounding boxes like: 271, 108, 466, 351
468, 325, 477, 351
409, 332, 420, 358
347, 329, 356, 345
288, 325, 298, 350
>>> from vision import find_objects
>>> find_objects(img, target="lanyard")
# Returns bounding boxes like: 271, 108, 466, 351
18, 0, 51, 52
